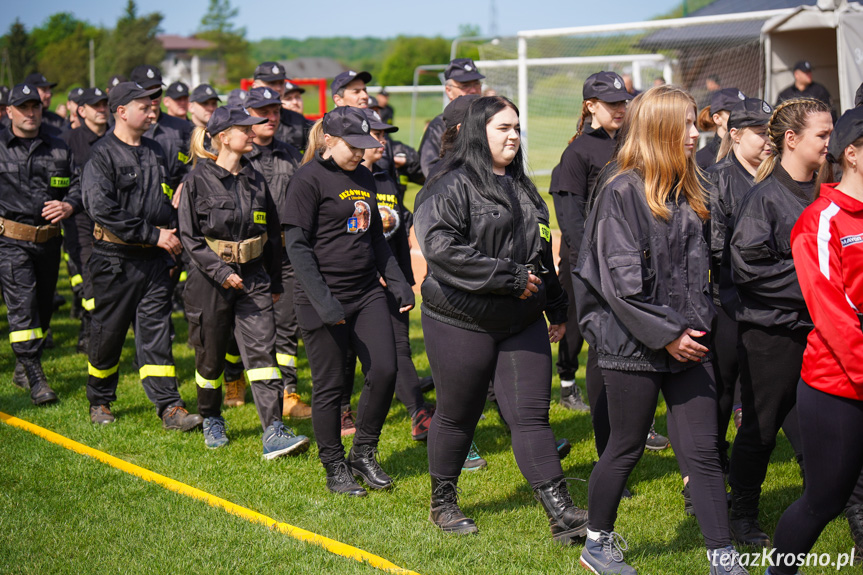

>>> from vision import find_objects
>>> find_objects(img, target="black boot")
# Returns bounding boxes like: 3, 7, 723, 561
430, 476, 477, 534
325, 460, 367, 496
729, 487, 770, 547
846, 504, 863, 564
533, 477, 588, 544
21, 358, 57, 405
12, 361, 28, 389
349, 444, 393, 490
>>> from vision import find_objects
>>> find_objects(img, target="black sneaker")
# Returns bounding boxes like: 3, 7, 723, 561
556, 438, 572, 460
419, 375, 435, 393
325, 460, 367, 496
560, 382, 589, 412
349, 444, 394, 490
161, 406, 203, 432
645, 423, 669, 451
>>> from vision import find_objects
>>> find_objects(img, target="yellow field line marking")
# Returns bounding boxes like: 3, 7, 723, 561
0, 411, 421, 575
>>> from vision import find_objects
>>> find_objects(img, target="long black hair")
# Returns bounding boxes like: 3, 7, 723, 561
427, 96, 545, 212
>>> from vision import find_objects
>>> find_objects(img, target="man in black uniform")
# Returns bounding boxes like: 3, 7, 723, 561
418, 58, 484, 177
66, 88, 85, 132
0, 86, 9, 127
63, 87, 109, 354
188, 84, 221, 129
376, 89, 394, 125
242, 87, 311, 419
776, 60, 833, 110
1, 83, 81, 403
252, 62, 313, 152
164, 81, 190, 120
23, 73, 65, 133
82, 82, 202, 430
281, 80, 305, 116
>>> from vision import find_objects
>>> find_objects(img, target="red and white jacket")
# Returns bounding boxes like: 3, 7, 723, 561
791, 183, 863, 400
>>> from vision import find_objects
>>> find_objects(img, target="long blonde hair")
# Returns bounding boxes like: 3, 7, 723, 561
755, 97, 831, 183
189, 126, 220, 167
611, 85, 709, 221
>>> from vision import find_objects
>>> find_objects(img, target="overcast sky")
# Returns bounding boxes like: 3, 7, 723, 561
3, 0, 682, 40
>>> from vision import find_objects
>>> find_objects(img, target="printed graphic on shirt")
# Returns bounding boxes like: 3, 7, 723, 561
841, 234, 863, 248
347, 200, 371, 234
379, 205, 400, 239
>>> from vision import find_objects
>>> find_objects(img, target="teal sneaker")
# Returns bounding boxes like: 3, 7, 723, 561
203, 416, 229, 449
262, 421, 310, 460
462, 442, 487, 472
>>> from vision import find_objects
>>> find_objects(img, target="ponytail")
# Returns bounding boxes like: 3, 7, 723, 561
755, 98, 831, 183
189, 126, 218, 167
570, 100, 592, 143
716, 129, 734, 162
697, 106, 715, 131
301, 119, 325, 165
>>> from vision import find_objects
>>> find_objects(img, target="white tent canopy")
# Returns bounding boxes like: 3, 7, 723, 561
763, 0, 863, 113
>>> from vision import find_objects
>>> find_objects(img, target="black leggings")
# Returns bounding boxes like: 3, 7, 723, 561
423, 314, 563, 488
589, 364, 731, 549
296, 287, 397, 466
772, 381, 863, 574
585, 347, 610, 458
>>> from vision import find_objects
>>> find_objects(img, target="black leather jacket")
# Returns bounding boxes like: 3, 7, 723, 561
418, 114, 445, 178
574, 170, 715, 372
414, 167, 567, 334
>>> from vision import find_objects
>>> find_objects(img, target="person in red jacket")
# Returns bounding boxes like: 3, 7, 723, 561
766, 107, 863, 575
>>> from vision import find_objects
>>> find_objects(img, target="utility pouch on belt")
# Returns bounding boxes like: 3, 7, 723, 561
0, 218, 60, 243
206, 233, 267, 264
93, 223, 158, 247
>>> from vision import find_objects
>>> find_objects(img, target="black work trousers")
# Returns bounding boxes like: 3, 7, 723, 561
0, 236, 61, 360
86, 251, 182, 417
423, 314, 563, 488
184, 264, 282, 430
556, 240, 584, 381
62, 212, 95, 309
296, 287, 397, 466
589, 364, 730, 549
729, 323, 808, 499
772, 381, 863, 574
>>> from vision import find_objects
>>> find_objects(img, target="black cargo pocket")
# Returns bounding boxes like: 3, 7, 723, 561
205, 197, 236, 230
607, 253, 643, 298
185, 307, 203, 349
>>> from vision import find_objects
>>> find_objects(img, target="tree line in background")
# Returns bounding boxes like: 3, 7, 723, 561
0, 0, 480, 97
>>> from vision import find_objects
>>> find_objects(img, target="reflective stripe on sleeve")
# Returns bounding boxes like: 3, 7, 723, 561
83, 298, 95, 311
70, 274, 83, 287
246, 367, 281, 382
9, 328, 44, 343
225, 353, 241, 364
139, 365, 176, 379
179, 271, 188, 282
88, 362, 119, 378
276, 353, 297, 368
195, 371, 224, 389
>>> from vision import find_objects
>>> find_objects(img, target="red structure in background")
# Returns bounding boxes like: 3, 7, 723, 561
239, 78, 328, 120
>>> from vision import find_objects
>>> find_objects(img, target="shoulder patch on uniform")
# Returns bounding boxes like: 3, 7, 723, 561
253, 211, 267, 224
539, 223, 551, 242
161, 183, 174, 199
178, 151, 190, 164
50, 177, 70, 188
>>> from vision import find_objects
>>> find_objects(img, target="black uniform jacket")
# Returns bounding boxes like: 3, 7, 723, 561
372, 164, 414, 286
776, 82, 832, 108
82, 133, 175, 252
696, 134, 722, 171
63, 121, 104, 167
0, 128, 82, 227
277, 108, 313, 153
722, 163, 814, 331
415, 167, 567, 334
549, 125, 615, 256
574, 170, 715, 372
146, 112, 193, 191
178, 157, 282, 292
418, 114, 445, 178
42, 109, 65, 132
246, 139, 302, 206
704, 152, 754, 304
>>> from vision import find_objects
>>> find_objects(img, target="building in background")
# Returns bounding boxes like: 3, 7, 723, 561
158, 35, 218, 87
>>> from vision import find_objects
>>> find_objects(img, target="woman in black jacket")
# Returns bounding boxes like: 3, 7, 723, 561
574, 85, 748, 574
179, 105, 309, 458
281, 106, 414, 496
723, 97, 833, 547
414, 96, 586, 542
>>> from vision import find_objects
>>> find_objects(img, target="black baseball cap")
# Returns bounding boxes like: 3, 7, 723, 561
8, 84, 42, 107
79, 87, 109, 107
727, 98, 772, 130
361, 107, 397, 133
443, 94, 480, 129
165, 82, 189, 100
254, 61, 287, 82
0, 86, 9, 106
226, 89, 248, 107
68, 87, 85, 104
190, 84, 221, 104
711, 88, 746, 113
583, 71, 634, 103
856, 82, 863, 108
368, 95, 380, 108
107, 74, 127, 90
379, 88, 389, 96
284, 80, 305, 94
322, 106, 382, 149
108, 82, 161, 112
23, 73, 57, 89
793, 60, 813, 73
206, 105, 266, 136
331, 70, 372, 95
130, 65, 163, 89
445, 58, 485, 83
827, 106, 863, 163
244, 87, 282, 109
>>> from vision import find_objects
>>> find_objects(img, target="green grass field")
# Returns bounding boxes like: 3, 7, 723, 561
0, 182, 857, 574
